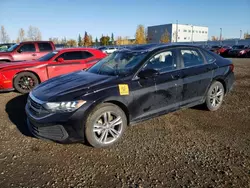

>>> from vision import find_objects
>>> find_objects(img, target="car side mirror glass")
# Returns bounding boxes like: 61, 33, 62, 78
138, 69, 159, 79
57, 57, 64, 63
17, 49, 22, 53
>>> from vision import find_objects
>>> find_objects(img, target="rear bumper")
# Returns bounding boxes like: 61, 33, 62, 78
225, 72, 235, 93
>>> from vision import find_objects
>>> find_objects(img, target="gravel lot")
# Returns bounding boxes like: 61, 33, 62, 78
0, 59, 250, 188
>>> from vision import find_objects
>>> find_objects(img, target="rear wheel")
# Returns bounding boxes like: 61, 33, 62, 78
85, 103, 127, 148
205, 81, 225, 111
14, 72, 39, 94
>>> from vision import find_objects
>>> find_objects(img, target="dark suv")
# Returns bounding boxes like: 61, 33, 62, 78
26, 44, 235, 148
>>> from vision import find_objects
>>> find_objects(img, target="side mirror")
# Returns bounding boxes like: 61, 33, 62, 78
138, 69, 159, 79
17, 49, 22, 53
57, 57, 64, 62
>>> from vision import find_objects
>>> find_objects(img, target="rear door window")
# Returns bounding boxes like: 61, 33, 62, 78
180, 49, 204, 68
19, 44, 36, 52
82, 51, 93, 59
202, 50, 216, 63
38, 43, 53, 52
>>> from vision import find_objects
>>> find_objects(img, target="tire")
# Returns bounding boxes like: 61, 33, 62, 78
14, 72, 39, 94
205, 81, 225, 111
85, 103, 127, 148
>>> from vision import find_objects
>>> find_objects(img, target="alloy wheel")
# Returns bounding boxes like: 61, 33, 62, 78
209, 85, 224, 107
93, 111, 123, 144
18, 76, 35, 91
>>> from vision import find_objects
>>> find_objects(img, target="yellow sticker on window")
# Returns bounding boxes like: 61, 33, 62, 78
118, 84, 129, 95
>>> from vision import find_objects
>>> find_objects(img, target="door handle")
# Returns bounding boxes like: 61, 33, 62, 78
32, 54, 37, 56
172, 74, 181, 79
207, 67, 213, 71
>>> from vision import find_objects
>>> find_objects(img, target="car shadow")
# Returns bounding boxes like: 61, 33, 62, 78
5, 94, 34, 137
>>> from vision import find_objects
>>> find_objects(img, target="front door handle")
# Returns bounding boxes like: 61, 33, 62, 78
32, 54, 37, 56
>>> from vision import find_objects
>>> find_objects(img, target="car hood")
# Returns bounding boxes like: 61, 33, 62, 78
0, 60, 42, 70
32, 71, 116, 102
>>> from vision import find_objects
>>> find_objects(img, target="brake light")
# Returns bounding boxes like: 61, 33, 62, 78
229, 64, 234, 72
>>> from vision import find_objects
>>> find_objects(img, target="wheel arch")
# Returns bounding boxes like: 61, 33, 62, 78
104, 100, 130, 125
213, 78, 227, 94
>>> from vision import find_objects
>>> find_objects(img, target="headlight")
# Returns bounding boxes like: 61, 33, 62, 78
42, 100, 86, 113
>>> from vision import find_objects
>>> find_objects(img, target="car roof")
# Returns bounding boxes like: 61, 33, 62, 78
57, 47, 99, 52
118, 43, 201, 53
20, 41, 52, 43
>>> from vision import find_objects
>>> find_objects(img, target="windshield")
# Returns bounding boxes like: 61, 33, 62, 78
87, 50, 147, 76
6, 44, 19, 52
232, 45, 244, 50
38, 51, 58, 61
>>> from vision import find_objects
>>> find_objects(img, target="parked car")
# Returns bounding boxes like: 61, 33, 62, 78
0, 43, 15, 52
210, 45, 222, 54
98, 46, 117, 54
25, 44, 235, 148
217, 46, 232, 57
0, 48, 106, 93
228, 45, 250, 57
0, 41, 55, 62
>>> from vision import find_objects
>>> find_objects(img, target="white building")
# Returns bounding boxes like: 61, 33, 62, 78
147, 23, 209, 43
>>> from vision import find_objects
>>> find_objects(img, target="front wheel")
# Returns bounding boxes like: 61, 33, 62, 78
85, 103, 127, 148
14, 72, 39, 94
205, 81, 225, 111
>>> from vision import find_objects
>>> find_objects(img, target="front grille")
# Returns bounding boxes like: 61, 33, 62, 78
28, 96, 49, 118
28, 119, 68, 141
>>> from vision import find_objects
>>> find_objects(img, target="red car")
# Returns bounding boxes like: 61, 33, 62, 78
0, 41, 55, 62
0, 48, 106, 93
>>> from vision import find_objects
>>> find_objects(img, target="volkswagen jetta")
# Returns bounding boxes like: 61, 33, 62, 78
25, 44, 235, 148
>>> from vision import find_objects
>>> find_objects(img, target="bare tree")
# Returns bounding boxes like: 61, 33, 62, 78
0, 26, 10, 43
49, 37, 59, 44
27, 26, 42, 41
17, 28, 25, 42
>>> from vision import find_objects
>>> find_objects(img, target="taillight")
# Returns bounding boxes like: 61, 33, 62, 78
229, 64, 234, 72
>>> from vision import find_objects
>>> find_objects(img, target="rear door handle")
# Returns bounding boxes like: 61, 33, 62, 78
32, 54, 37, 56
172, 74, 181, 79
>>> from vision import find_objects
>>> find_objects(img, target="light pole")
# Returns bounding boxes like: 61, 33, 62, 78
240, 30, 242, 40
220, 28, 222, 45
176, 20, 178, 43
191, 25, 194, 43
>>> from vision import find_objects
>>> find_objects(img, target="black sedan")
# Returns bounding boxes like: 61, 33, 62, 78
25, 44, 235, 148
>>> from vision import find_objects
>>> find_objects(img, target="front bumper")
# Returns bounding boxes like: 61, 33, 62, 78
25, 100, 94, 143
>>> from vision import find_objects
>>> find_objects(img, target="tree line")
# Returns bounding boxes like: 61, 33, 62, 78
0, 24, 171, 46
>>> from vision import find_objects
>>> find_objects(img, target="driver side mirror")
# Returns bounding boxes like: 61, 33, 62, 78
56, 57, 64, 63
17, 49, 22, 53
138, 69, 159, 79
